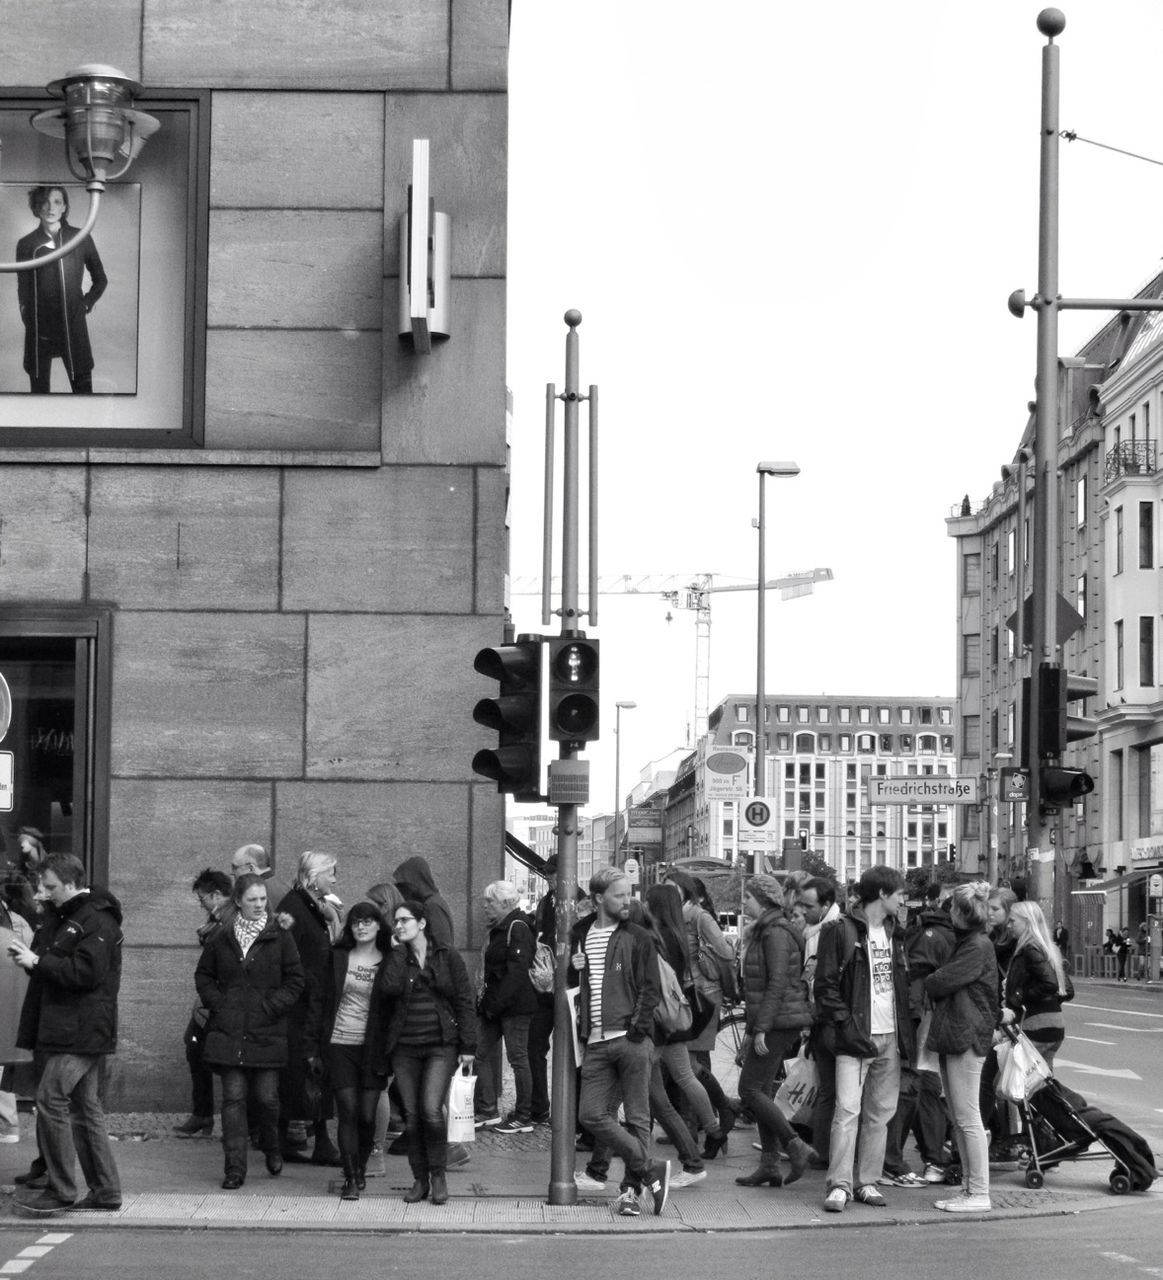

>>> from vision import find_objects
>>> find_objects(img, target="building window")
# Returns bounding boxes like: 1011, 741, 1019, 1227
1141, 616, 1155, 687
733, 731, 754, 748
991, 543, 999, 582
962, 633, 981, 676
1142, 502, 1155, 569
900, 733, 914, 752
846, 763, 857, 781
796, 706, 810, 724
838, 706, 852, 724
1116, 506, 1124, 574
839, 734, 852, 752
858, 706, 871, 724
964, 551, 982, 595
937, 707, 951, 725
878, 707, 891, 725
1111, 748, 1124, 841
858, 733, 875, 754
941, 734, 954, 753
785, 762, 796, 780
819, 733, 832, 751
1006, 625, 1015, 660
1077, 475, 1087, 528
776, 705, 790, 723
736, 704, 750, 722
1076, 574, 1086, 620
1007, 527, 1016, 574
795, 732, 815, 753
900, 707, 913, 725
817, 705, 830, 723
921, 707, 934, 725
991, 627, 999, 667
815, 762, 826, 780
1007, 703, 1015, 746
1115, 619, 1124, 690
962, 717, 980, 756
776, 733, 791, 752
879, 734, 893, 752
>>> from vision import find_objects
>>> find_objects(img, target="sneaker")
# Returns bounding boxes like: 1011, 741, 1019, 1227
474, 1112, 502, 1129
878, 1170, 926, 1188
823, 1187, 848, 1213
936, 1193, 992, 1213
575, 1172, 607, 1194
71, 1194, 123, 1211
365, 1145, 386, 1178
853, 1184, 887, 1206
495, 1115, 534, 1134
0, 1127, 19, 1144
644, 1159, 671, 1215
615, 1188, 641, 1216
922, 1163, 948, 1184
669, 1168, 707, 1189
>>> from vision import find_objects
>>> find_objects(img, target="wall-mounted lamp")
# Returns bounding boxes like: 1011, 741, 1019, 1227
398, 139, 450, 354
0, 64, 160, 274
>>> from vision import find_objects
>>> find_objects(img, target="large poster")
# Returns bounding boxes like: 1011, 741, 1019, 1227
0, 183, 141, 395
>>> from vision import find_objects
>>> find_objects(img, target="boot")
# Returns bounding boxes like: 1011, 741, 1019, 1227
430, 1172, 449, 1205
403, 1178, 429, 1203
311, 1120, 343, 1167
173, 1114, 213, 1137
340, 1158, 359, 1201
702, 1127, 729, 1160
785, 1136, 816, 1185
355, 1147, 370, 1190
735, 1152, 783, 1187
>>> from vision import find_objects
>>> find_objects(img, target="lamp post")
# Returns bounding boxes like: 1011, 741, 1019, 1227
755, 461, 800, 804
614, 700, 637, 867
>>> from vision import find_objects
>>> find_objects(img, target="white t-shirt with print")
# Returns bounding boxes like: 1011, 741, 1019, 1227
866, 923, 896, 1035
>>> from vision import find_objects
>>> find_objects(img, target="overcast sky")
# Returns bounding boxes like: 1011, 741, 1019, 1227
503, 1, 1163, 816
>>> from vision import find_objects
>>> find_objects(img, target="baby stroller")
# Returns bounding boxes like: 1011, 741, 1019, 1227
1013, 1058, 1157, 1194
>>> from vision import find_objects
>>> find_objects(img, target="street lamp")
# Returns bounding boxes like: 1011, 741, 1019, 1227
614, 700, 637, 867
755, 461, 799, 802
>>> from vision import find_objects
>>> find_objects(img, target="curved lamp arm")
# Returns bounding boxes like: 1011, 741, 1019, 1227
0, 184, 102, 273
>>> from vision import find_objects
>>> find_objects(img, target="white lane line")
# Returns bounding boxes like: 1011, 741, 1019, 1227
1070, 1035, 1116, 1045
1054, 1058, 1142, 1079
15, 1252, 51, 1260
34, 1238, 70, 1246
1084, 1022, 1163, 1033
1071, 1003, 1163, 1020
0, 1231, 74, 1277
0, 1264, 33, 1275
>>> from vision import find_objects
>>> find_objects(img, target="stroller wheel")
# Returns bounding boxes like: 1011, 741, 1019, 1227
1109, 1171, 1131, 1195
1024, 1169, 1044, 1189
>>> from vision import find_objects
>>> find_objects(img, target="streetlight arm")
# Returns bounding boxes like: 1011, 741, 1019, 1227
0, 184, 102, 273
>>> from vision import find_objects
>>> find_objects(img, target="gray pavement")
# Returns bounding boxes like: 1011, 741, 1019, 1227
1, 1106, 1158, 1233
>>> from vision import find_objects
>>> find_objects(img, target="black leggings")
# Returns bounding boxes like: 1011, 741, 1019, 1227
327, 1043, 384, 1167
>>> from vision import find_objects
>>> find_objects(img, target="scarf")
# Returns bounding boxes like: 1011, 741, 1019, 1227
234, 913, 267, 957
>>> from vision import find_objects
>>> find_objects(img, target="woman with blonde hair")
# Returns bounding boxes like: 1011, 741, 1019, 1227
923, 882, 999, 1213
1002, 901, 1072, 1067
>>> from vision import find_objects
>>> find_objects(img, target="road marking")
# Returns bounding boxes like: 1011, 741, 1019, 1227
1070, 1035, 1116, 1045
1054, 1058, 1142, 1079
0, 1234, 72, 1278
1084, 1022, 1163, 1033
1071, 1002, 1163, 1020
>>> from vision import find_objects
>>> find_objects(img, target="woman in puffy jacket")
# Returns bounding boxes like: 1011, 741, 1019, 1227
734, 874, 816, 1189
376, 898, 476, 1206
923, 882, 999, 1214
1002, 901, 1072, 1066
195, 874, 305, 1190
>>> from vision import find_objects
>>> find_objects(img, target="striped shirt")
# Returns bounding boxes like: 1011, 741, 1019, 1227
585, 924, 623, 1044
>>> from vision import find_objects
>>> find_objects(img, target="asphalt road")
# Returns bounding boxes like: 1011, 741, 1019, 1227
1, 1203, 1162, 1279
1056, 980, 1163, 1150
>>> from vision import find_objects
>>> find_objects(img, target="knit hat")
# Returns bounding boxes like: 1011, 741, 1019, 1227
747, 874, 784, 910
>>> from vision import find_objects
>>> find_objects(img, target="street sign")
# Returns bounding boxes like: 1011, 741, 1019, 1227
0, 752, 12, 812
704, 748, 750, 801
623, 857, 640, 885
1001, 767, 1030, 803
869, 776, 979, 805
738, 797, 781, 849
1149, 873, 1163, 897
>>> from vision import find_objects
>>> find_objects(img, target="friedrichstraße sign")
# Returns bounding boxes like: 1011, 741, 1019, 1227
869, 776, 979, 805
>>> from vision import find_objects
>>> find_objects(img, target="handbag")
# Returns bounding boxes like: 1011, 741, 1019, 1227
774, 1043, 820, 1126
446, 1063, 477, 1144
994, 1028, 1052, 1103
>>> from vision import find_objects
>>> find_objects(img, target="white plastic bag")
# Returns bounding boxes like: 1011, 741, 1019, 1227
774, 1044, 820, 1126
994, 1029, 1052, 1103
446, 1064, 477, 1143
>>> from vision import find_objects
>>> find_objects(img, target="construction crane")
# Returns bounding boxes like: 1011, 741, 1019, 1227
509, 569, 833, 741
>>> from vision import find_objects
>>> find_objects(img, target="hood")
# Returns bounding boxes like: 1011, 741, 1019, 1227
394, 856, 438, 901
62, 886, 123, 926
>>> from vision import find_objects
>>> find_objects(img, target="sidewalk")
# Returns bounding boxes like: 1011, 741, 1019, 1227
2, 1110, 1158, 1233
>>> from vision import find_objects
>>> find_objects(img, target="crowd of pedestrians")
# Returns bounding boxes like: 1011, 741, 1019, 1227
0, 837, 1082, 1221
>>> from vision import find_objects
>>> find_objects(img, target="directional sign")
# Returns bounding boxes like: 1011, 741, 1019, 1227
869, 776, 979, 805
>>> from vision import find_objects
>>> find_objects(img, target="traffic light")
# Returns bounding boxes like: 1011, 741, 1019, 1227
1038, 662, 1098, 757
471, 637, 547, 801
1039, 765, 1095, 812
547, 635, 600, 745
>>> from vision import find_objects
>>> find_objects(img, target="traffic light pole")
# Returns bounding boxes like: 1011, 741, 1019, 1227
544, 310, 598, 1206
1016, 10, 1163, 922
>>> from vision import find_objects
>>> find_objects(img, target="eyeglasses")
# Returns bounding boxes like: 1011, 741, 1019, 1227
393, 917, 416, 927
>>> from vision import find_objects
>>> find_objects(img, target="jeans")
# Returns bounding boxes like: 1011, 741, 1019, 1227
939, 1050, 988, 1197
37, 1053, 121, 1203
474, 1012, 533, 1121
527, 997, 554, 1120
578, 1036, 654, 1188
828, 1032, 900, 1194
220, 1067, 279, 1177
737, 1028, 802, 1153
810, 1034, 837, 1161
393, 1043, 458, 1180
648, 1057, 702, 1171
183, 1014, 215, 1117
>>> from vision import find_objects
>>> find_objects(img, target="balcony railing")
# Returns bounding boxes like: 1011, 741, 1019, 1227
1105, 440, 1157, 483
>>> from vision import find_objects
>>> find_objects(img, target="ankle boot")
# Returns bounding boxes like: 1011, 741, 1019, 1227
173, 1114, 214, 1137
340, 1159, 359, 1201
785, 1136, 816, 1185
430, 1172, 448, 1205
355, 1154, 368, 1191
403, 1178, 429, 1203
736, 1152, 783, 1187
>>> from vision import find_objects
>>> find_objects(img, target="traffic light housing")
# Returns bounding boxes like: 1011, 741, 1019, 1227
1038, 663, 1098, 757
471, 638, 547, 802
547, 635, 600, 745
1039, 765, 1095, 812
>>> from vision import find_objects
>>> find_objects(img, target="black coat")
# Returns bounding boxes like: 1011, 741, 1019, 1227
924, 927, 999, 1057
16, 220, 107, 379
376, 939, 477, 1061
195, 920, 305, 1069
16, 888, 122, 1057
479, 907, 537, 1020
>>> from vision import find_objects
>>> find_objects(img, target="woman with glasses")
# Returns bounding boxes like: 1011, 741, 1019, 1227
376, 900, 476, 1205
195, 874, 304, 1189
318, 901, 390, 1200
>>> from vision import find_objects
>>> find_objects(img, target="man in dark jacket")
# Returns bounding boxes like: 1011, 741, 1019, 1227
814, 865, 913, 1214
569, 867, 669, 1217
9, 854, 122, 1213
394, 856, 455, 945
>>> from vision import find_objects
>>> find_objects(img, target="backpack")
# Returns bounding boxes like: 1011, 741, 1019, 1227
695, 910, 741, 1003
530, 939, 555, 993
654, 953, 693, 1038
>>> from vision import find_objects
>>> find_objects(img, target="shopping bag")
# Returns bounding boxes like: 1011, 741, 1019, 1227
774, 1044, 820, 1126
994, 1028, 1052, 1103
446, 1064, 477, 1143
915, 1009, 939, 1073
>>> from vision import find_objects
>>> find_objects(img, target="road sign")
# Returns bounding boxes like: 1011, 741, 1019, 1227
1001, 767, 1030, 803
738, 797, 780, 848
869, 776, 979, 805
704, 748, 750, 801
623, 857, 640, 885
1149, 873, 1163, 897
0, 752, 12, 812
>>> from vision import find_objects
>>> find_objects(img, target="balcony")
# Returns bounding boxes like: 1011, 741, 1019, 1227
1104, 440, 1157, 484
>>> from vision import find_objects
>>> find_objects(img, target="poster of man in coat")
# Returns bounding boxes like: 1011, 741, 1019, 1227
0, 183, 140, 395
